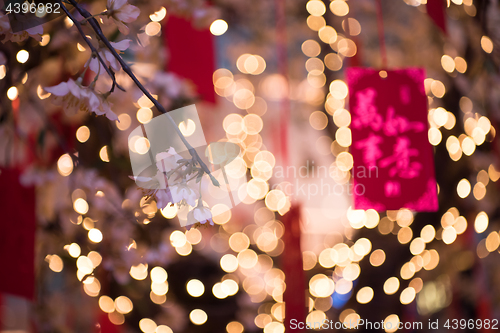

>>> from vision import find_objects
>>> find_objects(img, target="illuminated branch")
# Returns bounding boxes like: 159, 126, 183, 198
58, 0, 219, 186
58, 2, 124, 92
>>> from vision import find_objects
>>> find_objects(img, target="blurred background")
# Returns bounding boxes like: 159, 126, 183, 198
1, 0, 500, 332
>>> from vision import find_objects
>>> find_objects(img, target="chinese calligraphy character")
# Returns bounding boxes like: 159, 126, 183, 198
355, 133, 384, 168
384, 106, 425, 136
400, 85, 410, 104
352, 88, 383, 131
385, 181, 401, 197
379, 136, 422, 178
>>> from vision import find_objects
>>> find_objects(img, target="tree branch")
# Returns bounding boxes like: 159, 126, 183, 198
58, 1, 124, 93
59, 0, 219, 187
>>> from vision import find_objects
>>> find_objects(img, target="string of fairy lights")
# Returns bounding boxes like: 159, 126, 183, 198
1, 0, 495, 332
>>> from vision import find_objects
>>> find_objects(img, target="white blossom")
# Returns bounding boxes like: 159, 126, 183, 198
187, 202, 213, 227
0, 13, 43, 43
169, 180, 198, 207
106, 0, 140, 35
156, 147, 182, 173
88, 39, 131, 74
130, 172, 173, 210
44, 79, 118, 121
155, 188, 174, 210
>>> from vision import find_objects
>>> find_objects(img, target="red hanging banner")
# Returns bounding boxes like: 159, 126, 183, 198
347, 68, 438, 212
0, 168, 36, 300
163, 16, 216, 103
426, 0, 447, 34
273, 0, 306, 330
282, 205, 306, 332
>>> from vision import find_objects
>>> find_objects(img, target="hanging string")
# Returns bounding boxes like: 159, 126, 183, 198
275, 0, 290, 172
375, 0, 388, 68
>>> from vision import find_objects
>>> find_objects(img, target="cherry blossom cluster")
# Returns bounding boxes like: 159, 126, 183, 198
1, 0, 218, 230
44, 78, 118, 120
135, 147, 213, 228
0, 12, 43, 43
40, 0, 139, 121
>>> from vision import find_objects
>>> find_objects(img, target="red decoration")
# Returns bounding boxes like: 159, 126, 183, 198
0, 168, 36, 299
375, 0, 388, 68
426, 0, 447, 34
0, 294, 3, 329
282, 205, 306, 332
163, 16, 216, 103
97, 312, 122, 333
347, 68, 438, 212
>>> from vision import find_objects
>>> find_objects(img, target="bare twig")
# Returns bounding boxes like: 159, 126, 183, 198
58, 1, 124, 93
59, 0, 219, 187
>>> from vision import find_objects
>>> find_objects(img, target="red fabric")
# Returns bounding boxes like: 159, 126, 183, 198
347, 68, 438, 212
426, 0, 447, 34
0, 293, 3, 330
477, 294, 492, 333
0, 168, 36, 299
97, 312, 122, 333
375, 0, 388, 68
282, 205, 306, 332
349, 36, 362, 67
163, 16, 216, 103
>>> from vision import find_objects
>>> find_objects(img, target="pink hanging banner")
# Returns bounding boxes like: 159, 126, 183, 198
347, 68, 438, 212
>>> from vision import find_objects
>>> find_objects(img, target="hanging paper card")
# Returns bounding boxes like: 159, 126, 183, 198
347, 68, 438, 212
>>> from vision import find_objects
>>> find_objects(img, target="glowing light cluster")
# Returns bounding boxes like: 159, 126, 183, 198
236, 54, 266, 75
170, 230, 193, 256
